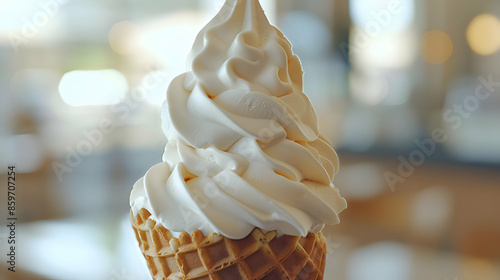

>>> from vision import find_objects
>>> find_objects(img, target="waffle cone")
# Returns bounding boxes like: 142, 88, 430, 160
131, 209, 327, 280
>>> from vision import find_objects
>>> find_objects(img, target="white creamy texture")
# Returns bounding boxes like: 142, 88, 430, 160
130, 0, 347, 239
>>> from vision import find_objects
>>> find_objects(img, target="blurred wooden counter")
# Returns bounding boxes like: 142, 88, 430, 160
330, 153, 500, 260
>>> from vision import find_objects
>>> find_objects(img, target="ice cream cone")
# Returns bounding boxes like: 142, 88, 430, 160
131, 209, 327, 280
129, 0, 346, 278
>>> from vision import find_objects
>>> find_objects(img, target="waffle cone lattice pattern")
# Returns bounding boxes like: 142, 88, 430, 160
131, 209, 327, 280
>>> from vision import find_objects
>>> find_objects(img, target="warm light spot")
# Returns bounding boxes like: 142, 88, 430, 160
350, 27, 417, 69
58, 70, 128, 107
108, 21, 139, 55
420, 30, 454, 64
466, 14, 500, 56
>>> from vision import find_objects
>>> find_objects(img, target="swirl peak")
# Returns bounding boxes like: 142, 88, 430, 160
187, 0, 303, 97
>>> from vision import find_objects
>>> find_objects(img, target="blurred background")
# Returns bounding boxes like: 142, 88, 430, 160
1, 0, 500, 279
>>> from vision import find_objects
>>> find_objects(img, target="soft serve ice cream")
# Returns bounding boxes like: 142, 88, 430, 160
130, 0, 347, 239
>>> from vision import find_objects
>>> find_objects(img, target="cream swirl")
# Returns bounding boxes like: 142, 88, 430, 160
130, 0, 346, 239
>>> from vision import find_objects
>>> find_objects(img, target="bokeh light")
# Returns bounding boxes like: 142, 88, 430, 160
20, 221, 110, 279
466, 13, 500, 56
351, 27, 417, 69
420, 30, 454, 64
350, 0, 415, 33
348, 242, 412, 280
137, 11, 203, 70
108, 21, 139, 56
58, 69, 128, 107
